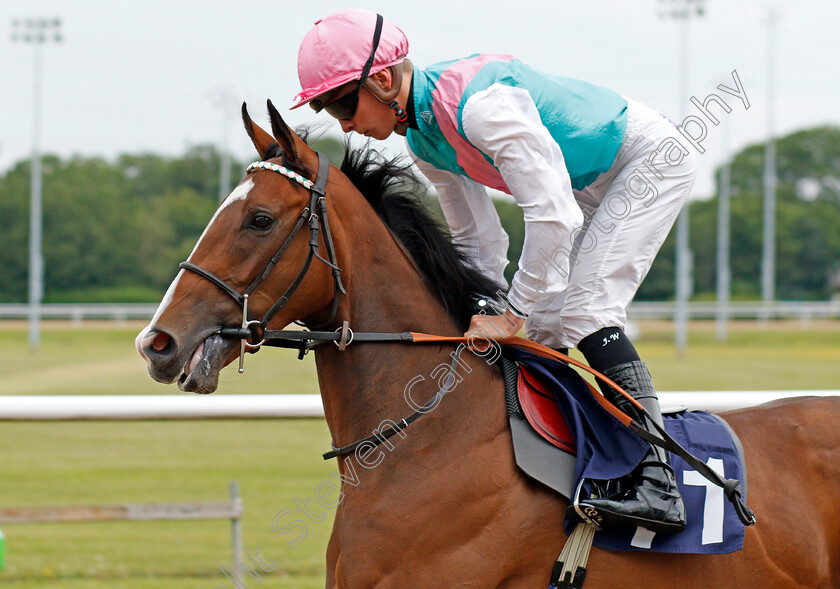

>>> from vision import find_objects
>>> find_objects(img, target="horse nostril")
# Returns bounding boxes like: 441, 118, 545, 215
142, 329, 177, 360
152, 331, 171, 352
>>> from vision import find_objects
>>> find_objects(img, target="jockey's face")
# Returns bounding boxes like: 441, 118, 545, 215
324, 70, 398, 140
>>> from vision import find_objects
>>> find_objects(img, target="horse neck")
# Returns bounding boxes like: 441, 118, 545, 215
312, 214, 489, 450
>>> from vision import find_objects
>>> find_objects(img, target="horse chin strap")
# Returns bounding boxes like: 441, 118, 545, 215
179, 150, 346, 373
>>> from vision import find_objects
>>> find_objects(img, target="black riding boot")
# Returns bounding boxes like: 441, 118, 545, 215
577, 361, 686, 533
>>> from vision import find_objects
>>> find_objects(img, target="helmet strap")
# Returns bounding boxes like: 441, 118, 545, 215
363, 62, 409, 130
357, 14, 385, 90
388, 100, 408, 123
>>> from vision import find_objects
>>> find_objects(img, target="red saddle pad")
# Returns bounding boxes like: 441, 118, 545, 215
518, 365, 576, 455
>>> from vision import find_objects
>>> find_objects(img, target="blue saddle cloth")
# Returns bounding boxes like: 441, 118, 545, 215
593, 409, 747, 554
503, 346, 747, 555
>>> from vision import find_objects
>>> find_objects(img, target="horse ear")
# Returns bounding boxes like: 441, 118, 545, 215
241, 102, 276, 159
267, 99, 299, 163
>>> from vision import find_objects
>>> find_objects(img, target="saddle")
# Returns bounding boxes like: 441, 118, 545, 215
500, 349, 750, 555
503, 357, 578, 498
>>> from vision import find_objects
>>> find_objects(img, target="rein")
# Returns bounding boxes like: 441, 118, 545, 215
180, 152, 755, 528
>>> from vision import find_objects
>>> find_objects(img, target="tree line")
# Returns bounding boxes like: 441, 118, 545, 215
0, 126, 838, 303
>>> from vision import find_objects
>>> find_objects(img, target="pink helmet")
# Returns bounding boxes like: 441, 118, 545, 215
291, 9, 409, 110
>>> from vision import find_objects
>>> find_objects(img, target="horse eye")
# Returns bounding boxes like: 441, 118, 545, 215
249, 214, 274, 230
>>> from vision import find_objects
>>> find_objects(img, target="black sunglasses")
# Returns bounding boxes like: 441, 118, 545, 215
309, 14, 384, 121
311, 84, 362, 121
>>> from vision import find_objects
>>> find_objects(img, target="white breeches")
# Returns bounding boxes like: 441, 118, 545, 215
526, 100, 698, 349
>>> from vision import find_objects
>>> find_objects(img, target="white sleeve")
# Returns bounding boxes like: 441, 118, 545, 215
461, 83, 585, 317
407, 145, 510, 290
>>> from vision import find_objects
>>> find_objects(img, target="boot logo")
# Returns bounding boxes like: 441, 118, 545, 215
582, 506, 604, 526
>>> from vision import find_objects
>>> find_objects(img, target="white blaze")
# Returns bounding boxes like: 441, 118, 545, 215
190, 178, 254, 257
135, 270, 183, 357
136, 178, 255, 356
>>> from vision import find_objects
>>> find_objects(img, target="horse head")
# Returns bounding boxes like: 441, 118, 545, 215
136, 100, 345, 394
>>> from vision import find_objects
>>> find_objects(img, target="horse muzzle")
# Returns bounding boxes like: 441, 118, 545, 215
137, 327, 231, 394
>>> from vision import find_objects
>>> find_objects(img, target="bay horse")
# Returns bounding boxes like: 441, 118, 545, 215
137, 101, 840, 588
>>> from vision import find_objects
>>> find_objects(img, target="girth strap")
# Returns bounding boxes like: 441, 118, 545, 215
549, 523, 596, 589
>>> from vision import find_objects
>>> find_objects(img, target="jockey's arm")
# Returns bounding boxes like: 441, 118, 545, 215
461, 83, 585, 320
408, 148, 510, 292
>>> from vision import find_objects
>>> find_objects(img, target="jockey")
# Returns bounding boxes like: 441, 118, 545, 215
292, 9, 695, 534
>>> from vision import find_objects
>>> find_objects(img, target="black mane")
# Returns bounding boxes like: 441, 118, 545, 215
338, 142, 504, 330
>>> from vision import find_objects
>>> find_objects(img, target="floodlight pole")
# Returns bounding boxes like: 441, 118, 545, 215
762, 7, 779, 309
716, 119, 731, 341
219, 114, 232, 202
210, 87, 240, 202
11, 17, 62, 350
659, 0, 704, 355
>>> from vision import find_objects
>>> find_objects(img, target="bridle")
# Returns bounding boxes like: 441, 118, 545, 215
179, 147, 423, 371
179, 151, 347, 371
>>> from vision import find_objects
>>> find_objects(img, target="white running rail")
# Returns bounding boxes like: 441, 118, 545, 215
1, 391, 837, 420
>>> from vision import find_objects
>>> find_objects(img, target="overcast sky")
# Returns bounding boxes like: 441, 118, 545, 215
1, 0, 838, 198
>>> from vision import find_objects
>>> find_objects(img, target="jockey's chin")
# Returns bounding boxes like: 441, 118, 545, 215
367, 127, 391, 141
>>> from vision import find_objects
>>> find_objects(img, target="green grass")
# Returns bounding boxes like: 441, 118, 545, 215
0, 319, 838, 587
623, 320, 840, 391
0, 420, 335, 588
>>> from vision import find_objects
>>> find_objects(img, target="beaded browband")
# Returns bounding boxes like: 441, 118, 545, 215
246, 160, 315, 190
